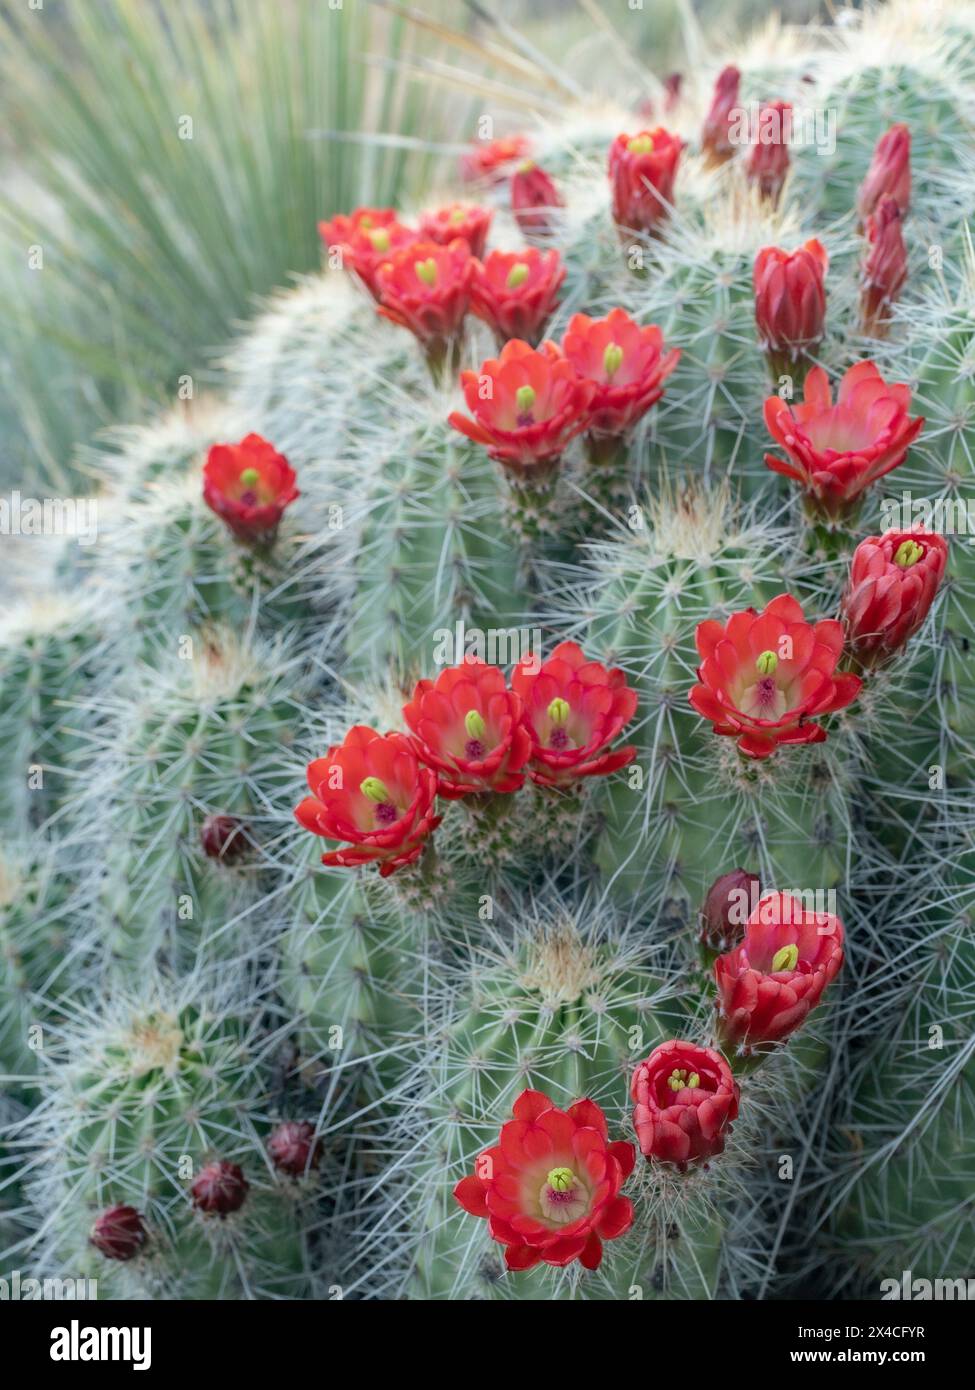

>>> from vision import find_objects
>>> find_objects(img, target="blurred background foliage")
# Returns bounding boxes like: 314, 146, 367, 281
0, 0, 825, 491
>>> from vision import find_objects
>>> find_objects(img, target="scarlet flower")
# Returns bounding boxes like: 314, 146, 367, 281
511, 641, 637, 788
469, 248, 566, 345
701, 65, 741, 166
402, 660, 532, 799
90, 1205, 147, 1261
700, 869, 762, 952
842, 529, 948, 663
857, 123, 911, 225
191, 1160, 249, 1216
689, 593, 862, 760
448, 340, 595, 477
763, 362, 924, 518
418, 202, 493, 259
268, 1121, 322, 1178
753, 239, 829, 375
318, 208, 416, 299
560, 307, 680, 438
630, 1041, 739, 1167
374, 238, 474, 356
608, 128, 683, 236
510, 160, 563, 239
715, 891, 845, 1047
453, 1089, 635, 1272
460, 135, 532, 184
295, 726, 441, 877
203, 433, 299, 545
745, 100, 792, 205
860, 195, 908, 337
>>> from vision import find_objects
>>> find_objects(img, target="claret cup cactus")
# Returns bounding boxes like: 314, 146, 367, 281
3, 0, 974, 1302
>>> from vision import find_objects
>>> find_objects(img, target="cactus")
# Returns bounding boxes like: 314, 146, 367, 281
3, 0, 974, 1303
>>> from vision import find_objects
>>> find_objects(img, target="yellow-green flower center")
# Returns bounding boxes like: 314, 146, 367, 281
547, 697, 570, 726
771, 943, 799, 973
603, 342, 624, 378
506, 262, 530, 289
893, 539, 924, 568
668, 1067, 700, 1092
239, 467, 260, 488
360, 777, 392, 803
756, 650, 779, 676
627, 134, 655, 155
515, 385, 536, 413
464, 709, 486, 740
367, 228, 390, 252
415, 257, 438, 286
546, 1167, 576, 1192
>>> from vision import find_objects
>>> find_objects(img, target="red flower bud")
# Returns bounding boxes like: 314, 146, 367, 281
200, 813, 249, 862
453, 1088, 635, 1272
860, 195, 908, 338
318, 208, 416, 299
90, 1205, 147, 1261
764, 361, 924, 519
631, 1041, 739, 1167
753, 239, 828, 377
510, 161, 563, 239
511, 641, 637, 788
203, 433, 298, 546
460, 135, 532, 184
191, 1160, 250, 1216
608, 128, 683, 237
745, 100, 792, 206
701, 65, 741, 166
374, 238, 474, 359
715, 891, 845, 1047
662, 72, 683, 112
689, 593, 862, 760
469, 248, 565, 346
268, 1121, 322, 1178
418, 202, 493, 259
842, 529, 948, 664
700, 869, 762, 951
560, 306, 679, 438
857, 124, 911, 226
295, 726, 441, 877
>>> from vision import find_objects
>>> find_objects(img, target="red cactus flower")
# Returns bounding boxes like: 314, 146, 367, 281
842, 529, 948, 664
402, 660, 532, 799
753, 239, 829, 377
860, 195, 908, 337
191, 1160, 249, 1216
203, 433, 299, 545
701, 65, 741, 166
453, 1089, 635, 1272
374, 238, 474, 361
608, 128, 683, 236
510, 160, 563, 239
715, 891, 845, 1048
689, 593, 862, 760
700, 869, 762, 952
461, 134, 532, 184
745, 100, 792, 205
318, 208, 416, 299
511, 641, 637, 788
631, 1041, 739, 1168
268, 1121, 322, 1178
469, 248, 566, 346
295, 726, 441, 877
857, 123, 911, 225
419, 202, 493, 259
561, 307, 680, 438
763, 361, 924, 519
90, 1205, 147, 1261
200, 813, 249, 862
448, 340, 595, 477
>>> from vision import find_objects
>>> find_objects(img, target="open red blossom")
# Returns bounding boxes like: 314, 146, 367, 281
701, 65, 741, 166
715, 891, 845, 1047
842, 529, 948, 663
510, 160, 562, 239
512, 641, 637, 788
745, 100, 792, 205
203, 433, 298, 545
419, 203, 493, 259
754, 239, 828, 374
295, 726, 441, 877
561, 307, 680, 438
764, 361, 924, 518
689, 594, 862, 760
453, 1089, 635, 1273
608, 128, 683, 236
318, 208, 416, 299
461, 135, 532, 184
448, 340, 595, 477
402, 660, 532, 799
631, 1041, 739, 1168
857, 123, 911, 226
374, 237, 474, 353
860, 195, 908, 338
469, 248, 565, 345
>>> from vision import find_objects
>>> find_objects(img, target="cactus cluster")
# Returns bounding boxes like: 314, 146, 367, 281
2, 0, 974, 1300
